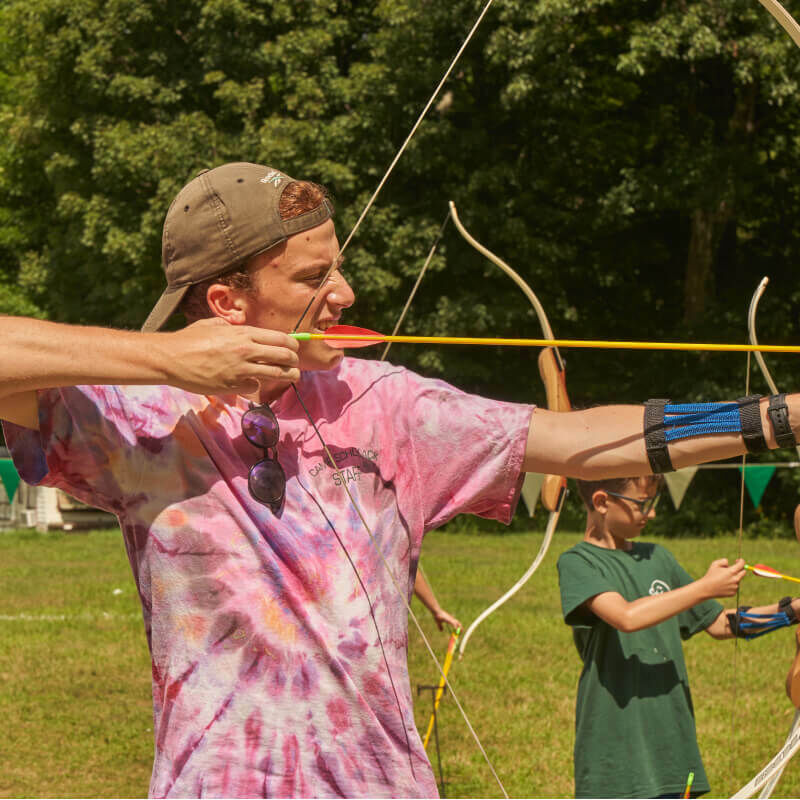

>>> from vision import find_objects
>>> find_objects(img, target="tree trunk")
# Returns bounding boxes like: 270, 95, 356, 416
684, 203, 732, 323
684, 83, 754, 324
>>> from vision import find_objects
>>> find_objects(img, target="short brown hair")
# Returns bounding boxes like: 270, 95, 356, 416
576, 475, 665, 511
179, 180, 331, 322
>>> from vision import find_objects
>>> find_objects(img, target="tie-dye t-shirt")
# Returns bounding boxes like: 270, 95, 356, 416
3, 357, 532, 799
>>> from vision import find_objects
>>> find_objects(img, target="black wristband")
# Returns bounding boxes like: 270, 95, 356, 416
727, 605, 753, 638
779, 596, 798, 624
644, 399, 675, 474
737, 395, 768, 454
767, 393, 797, 450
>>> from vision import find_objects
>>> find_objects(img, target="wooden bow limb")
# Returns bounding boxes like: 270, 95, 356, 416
758, 0, 800, 47
748, 278, 800, 461
457, 492, 565, 657
448, 202, 570, 659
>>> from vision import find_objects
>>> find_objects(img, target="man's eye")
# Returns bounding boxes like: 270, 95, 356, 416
308, 268, 344, 287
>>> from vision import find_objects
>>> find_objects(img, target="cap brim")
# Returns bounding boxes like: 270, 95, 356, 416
141, 285, 191, 332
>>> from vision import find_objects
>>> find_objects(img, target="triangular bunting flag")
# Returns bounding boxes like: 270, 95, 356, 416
520, 472, 545, 517
739, 464, 777, 508
664, 467, 698, 509
0, 458, 21, 503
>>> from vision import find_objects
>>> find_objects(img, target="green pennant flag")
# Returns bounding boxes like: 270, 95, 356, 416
0, 458, 20, 503
739, 464, 777, 508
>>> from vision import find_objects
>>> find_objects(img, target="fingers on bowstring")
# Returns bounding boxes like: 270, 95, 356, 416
253, 364, 301, 383
247, 327, 300, 352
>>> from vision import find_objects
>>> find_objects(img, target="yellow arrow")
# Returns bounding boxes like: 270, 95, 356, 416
295, 331, 800, 354
746, 563, 800, 585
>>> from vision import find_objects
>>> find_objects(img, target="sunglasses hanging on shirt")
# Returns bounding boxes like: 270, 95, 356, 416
242, 403, 286, 513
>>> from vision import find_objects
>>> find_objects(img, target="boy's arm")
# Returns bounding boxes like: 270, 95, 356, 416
524, 398, 800, 478
0, 316, 300, 429
586, 558, 745, 633
413, 571, 462, 631
704, 597, 800, 639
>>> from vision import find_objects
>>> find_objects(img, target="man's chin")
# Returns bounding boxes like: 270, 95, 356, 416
299, 348, 344, 372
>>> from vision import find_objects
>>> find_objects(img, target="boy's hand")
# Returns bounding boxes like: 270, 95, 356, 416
432, 607, 462, 632
701, 558, 746, 598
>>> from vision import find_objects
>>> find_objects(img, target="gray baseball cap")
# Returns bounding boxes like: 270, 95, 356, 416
142, 162, 333, 332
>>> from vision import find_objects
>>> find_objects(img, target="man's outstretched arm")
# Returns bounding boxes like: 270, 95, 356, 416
0, 316, 300, 429
524, 398, 800, 478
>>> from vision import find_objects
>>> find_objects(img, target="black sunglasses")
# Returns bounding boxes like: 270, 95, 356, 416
242, 404, 286, 513
606, 490, 661, 515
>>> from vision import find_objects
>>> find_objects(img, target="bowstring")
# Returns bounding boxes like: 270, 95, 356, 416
291, 384, 416, 777
379, 210, 451, 362
284, 2, 509, 791
293, 0, 496, 334
731, 350, 752, 778
291, 384, 509, 797
379, 211, 452, 742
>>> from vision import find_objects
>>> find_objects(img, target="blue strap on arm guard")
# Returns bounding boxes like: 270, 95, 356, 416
727, 608, 794, 640
663, 402, 742, 440
644, 396, 766, 474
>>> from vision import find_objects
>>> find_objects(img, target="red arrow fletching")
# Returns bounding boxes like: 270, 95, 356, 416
751, 563, 783, 579
321, 324, 385, 349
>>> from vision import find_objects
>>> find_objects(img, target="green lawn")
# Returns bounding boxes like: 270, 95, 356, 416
1, 527, 800, 797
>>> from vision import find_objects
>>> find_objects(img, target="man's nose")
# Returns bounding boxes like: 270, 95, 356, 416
328, 272, 355, 309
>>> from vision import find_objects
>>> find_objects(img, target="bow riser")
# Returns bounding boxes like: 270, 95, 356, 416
539, 347, 569, 411
538, 347, 571, 511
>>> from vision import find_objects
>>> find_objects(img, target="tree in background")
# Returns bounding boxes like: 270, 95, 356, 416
2, 0, 800, 529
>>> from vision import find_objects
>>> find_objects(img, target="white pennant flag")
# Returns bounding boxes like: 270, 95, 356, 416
520, 472, 545, 516
664, 466, 698, 509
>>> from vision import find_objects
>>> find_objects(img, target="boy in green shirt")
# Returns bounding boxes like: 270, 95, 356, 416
558, 475, 800, 798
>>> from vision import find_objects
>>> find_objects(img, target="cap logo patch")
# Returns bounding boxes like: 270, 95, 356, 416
260, 170, 283, 187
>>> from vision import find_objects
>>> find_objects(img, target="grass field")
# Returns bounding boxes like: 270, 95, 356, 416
2, 526, 800, 798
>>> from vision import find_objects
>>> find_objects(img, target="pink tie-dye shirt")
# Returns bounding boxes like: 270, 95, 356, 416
3, 357, 532, 798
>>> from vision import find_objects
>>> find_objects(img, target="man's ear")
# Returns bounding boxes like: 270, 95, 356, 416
592, 490, 609, 515
206, 283, 249, 325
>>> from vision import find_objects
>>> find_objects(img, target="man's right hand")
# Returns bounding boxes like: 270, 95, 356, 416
0, 316, 303, 431
162, 318, 300, 395
701, 557, 746, 598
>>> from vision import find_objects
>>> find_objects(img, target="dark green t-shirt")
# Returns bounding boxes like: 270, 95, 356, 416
557, 540, 723, 799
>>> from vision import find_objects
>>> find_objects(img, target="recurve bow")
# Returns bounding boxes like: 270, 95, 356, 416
447, 202, 571, 658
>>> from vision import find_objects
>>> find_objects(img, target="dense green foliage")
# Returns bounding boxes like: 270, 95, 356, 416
3, 0, 800, 529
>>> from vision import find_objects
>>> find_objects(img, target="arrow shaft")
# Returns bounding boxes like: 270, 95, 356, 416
294, 332, 800, 353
